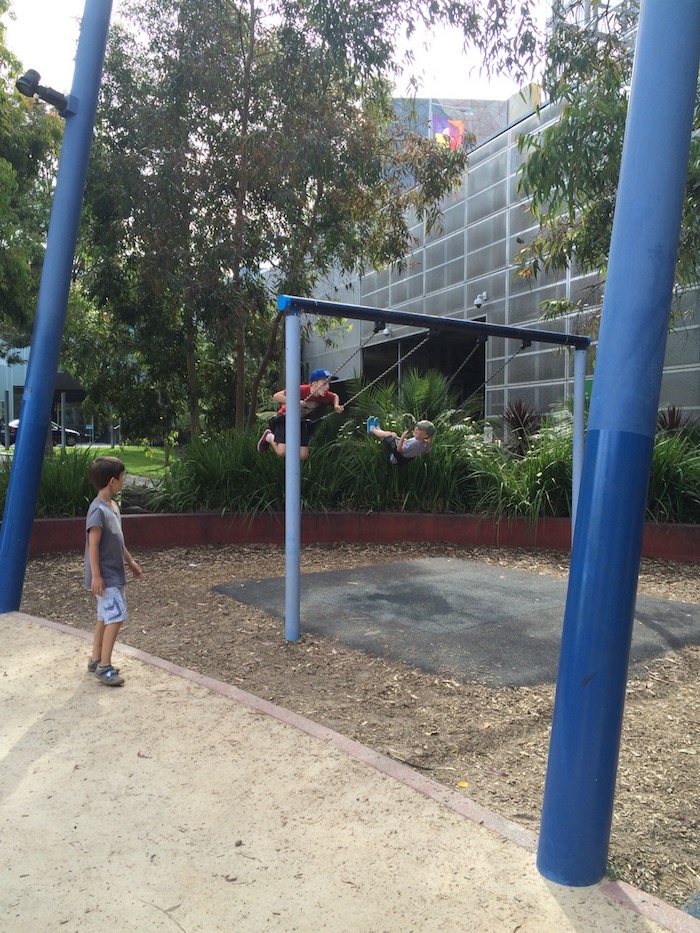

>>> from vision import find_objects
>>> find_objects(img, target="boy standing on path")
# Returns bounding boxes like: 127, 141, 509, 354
85, 456, 142, 686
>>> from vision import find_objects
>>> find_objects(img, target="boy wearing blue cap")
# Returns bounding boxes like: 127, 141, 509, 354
258, 369, 344, 459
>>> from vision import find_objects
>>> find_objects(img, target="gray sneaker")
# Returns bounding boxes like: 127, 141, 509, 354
96, 665, 124, 686
88, 658, 119, 674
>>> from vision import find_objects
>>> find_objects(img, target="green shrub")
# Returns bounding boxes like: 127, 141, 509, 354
0, 388, 698, 523
647, 434, 700, 523
0, 448, 94, 518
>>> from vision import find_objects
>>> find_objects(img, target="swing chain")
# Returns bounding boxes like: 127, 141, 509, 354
319, 320, 380, 383
307, 330, 432, 423
342, 332, 432, 409
446, 337, 485, 387
452, 339, 530, 418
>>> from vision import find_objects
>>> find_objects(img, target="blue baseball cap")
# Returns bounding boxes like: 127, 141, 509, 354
309, 369, 338, 382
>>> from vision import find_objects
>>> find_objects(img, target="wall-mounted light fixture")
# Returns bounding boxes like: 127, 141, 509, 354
15, 69, 74, 115
474, 291, 488, 309
382, 325, 392, 336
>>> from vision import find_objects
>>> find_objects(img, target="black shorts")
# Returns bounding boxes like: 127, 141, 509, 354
268, 415, 316, 448
381, 436, 411, 466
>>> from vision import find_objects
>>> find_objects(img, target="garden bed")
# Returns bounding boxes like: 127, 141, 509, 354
23, 511, 700, 562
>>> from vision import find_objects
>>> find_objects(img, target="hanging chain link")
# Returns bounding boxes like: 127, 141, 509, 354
342, 332, 432, 409
446, 337, 485, 387
306, 331, 433, 422
452, 340, 531, 418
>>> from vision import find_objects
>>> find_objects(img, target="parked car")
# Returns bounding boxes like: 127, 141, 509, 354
6, 419, 81, 447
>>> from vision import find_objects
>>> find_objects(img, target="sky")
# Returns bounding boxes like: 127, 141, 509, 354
3, 0, 525, 101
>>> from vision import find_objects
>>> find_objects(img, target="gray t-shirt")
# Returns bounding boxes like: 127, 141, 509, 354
84, 497, 126, 589
390, 435, 431, 464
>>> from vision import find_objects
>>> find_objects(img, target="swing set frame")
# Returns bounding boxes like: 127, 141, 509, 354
278, 294, 590, 643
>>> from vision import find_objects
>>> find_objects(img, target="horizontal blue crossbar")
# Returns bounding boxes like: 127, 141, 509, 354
278, 294, 591, 351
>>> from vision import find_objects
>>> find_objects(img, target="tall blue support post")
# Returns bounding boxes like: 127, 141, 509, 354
571, 347, 586, 535
0, 0, 113, 613
284, 308, 302, 642
537, 0, 700, 886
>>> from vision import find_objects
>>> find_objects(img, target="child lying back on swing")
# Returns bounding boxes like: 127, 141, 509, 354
367, 417, 435, 466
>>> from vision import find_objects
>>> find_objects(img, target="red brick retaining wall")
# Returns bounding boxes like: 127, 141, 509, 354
23, 512, 700, 562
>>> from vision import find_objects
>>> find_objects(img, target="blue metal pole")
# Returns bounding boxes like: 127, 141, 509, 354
537, 0, 700, 886
571, 347, 586, 536
284, 310, 302, 642
0, 0, 113, 612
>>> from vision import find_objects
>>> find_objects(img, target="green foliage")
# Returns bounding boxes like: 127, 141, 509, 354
472, 431, 573, 520
656, 405, 699, 442
515, 1, 700, 315
147, 432, 287, 514
647, 434, 700, 524
503, 399, 541, 456
88, 445, 169, 479
70, 0, 471, 439
6, 448, 95, 519
4, 413, 699, 524
0, 9, 63, 354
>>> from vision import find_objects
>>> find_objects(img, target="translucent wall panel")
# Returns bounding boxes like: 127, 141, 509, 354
468, 242, 508, 279
508, 284, 566, 324
426, 202, 465, 242
426, 258, 466, 293
659, 369, 700, 412
422, 285, 466, 316
467, 150, 509, 189
664, 327, 699, 367
467, 181, 508, 224
509, 204, 537, 236
468, 212, 507, 247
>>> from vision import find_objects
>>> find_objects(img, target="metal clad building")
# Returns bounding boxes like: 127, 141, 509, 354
304, 93, 700, 422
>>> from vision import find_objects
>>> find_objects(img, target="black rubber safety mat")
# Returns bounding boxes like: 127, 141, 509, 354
215, 558, 700, 687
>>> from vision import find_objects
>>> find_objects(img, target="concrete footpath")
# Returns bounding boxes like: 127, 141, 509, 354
1, 612, 698, 933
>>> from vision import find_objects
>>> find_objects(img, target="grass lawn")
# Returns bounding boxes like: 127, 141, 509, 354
88, 445, 170, 480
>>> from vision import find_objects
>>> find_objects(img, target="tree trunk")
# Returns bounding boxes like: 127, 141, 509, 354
235, 325, 246, 430
247, 310, 283, 429
184, 307, 200, 438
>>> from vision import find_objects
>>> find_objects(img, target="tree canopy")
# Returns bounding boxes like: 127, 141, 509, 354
0, 0, 63, 358
70, 0, 526, 439
514, 0, 700, 319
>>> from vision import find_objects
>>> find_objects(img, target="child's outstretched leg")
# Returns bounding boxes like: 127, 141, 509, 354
367, 418, 396, 441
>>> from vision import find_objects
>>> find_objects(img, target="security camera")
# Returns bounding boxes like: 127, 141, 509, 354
15, 68, 68, 113
16, 69, 41, 98
474, 291, 488, 309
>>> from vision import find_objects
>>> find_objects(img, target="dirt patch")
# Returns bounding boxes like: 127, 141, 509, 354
22, 542, 700, 910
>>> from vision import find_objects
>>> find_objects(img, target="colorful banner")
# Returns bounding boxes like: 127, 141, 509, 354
432, 115, 465, 150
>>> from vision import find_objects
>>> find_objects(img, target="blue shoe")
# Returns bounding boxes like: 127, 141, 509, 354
367, 418, 375, 435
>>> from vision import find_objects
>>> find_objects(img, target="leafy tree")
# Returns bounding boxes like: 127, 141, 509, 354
514, 0, 700, 320
70, 0, 547, 437
0, 1, 63, 356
